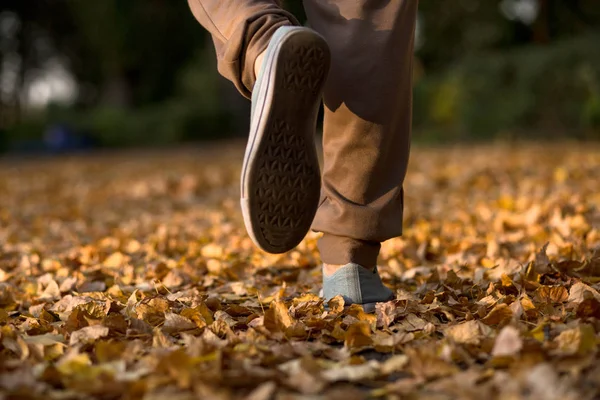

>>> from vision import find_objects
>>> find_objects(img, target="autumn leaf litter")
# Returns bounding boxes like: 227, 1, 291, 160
0, 142, 599, 399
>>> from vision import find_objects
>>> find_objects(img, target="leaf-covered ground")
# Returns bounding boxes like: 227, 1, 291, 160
1, 141, 599, 400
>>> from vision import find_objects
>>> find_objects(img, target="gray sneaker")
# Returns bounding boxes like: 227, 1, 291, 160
240, 26, 330, 254
322, 263, 395, 313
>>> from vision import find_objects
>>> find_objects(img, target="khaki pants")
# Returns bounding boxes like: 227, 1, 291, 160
188, 0, 418, 267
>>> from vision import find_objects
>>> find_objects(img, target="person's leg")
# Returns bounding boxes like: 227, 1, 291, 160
304, 0, 419, 270
187, 0, 298, 98
188, 1, 331, 254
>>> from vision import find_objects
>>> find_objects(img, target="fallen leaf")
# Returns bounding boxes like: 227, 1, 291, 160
2, 142, 600, 399
445, 320, 481, 344
568, 281, 600, 303
327, 295, 345, 313
534, 243, 552, 274
380, 354, 409, 375
162, 313, 197, 334
534, 286, 569, 303
95, 340, 126, 363
69, 325, 109, 346
398, 313, 428, 332
376, 302, 396, 329
481, 303, 512, 326
491, 325, 522, 357
245, 381, 277, 400
264, 300, 294, 333
321, 360, 379, 382
345, 321, 373, 349
553, 324, 596, 355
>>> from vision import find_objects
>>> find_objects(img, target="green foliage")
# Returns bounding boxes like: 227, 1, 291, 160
9, 103, 236, 149
2, 1, 600, 150
413, 32, 600, 141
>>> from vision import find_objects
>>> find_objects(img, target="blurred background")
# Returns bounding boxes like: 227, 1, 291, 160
1, 0, 599, 154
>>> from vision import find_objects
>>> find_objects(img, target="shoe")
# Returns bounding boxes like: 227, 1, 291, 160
240, 26, 331, 254
322, 263, 395, 313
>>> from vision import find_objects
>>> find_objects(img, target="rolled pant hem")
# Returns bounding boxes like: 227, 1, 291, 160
318, 234, 381, 268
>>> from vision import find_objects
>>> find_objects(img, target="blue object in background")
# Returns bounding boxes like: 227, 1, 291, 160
6, 124, 96, 155
44, 124, 81, 152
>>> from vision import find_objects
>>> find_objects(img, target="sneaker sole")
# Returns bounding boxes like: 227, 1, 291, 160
241, 27, 330, 254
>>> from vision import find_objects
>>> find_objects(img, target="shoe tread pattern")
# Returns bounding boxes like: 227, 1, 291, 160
250, 33, 329, 252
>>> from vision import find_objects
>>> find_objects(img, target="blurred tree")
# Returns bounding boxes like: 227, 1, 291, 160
61, 0, 207, 107
1, 0, 599, 146
417, 0, 599, 70
1, 0, 207, 110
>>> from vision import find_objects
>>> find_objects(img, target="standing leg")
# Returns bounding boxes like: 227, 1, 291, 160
304, 1, 418, 269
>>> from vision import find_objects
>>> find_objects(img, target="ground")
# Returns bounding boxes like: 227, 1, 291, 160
0, 141, 599, 400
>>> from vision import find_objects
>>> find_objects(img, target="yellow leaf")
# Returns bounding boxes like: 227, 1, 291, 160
500, 274, 515, 288
56, 351, 92, 375
530, 322, 548, 343
292, 293, 321, 305
264, 300, 294, 333
553, 167, 568, 183
0, 309, 8, 323
95, 340, 126, 363
520, 294, 536, 311
345, 321, 373, 349
327, 295, 345, 313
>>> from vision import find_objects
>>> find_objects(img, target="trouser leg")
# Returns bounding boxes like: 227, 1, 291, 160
304, 0, 419, 267
187, 0, 299, 98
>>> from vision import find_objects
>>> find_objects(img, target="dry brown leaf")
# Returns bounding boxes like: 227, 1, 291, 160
481, 303, 512, 326
327, 295, 345, 313
39, 279, 61, 302
534, 286, 569, 303
406, 346, 458, 379
534, 243, 552, 274
398, 313, 428, 332
380, 354, 409, 375
162, 313, 197, 334
264, 300, 294, 333
279, 358, 325, 395
376, 301, 396, 329
321, 360, 380, 382
69, 325, 109, 346
2, 143, 600, 399
568, 281, 600, 303
553, 324, 596, 356
245, 381, 277, 400
285, 321, 309, 340
445, 320, 481, 344
95, 340, 126, 363
491, 325, 523, 357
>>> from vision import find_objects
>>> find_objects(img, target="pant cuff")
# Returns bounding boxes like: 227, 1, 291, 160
318, 234, 381, 267
240, 17, 297, 96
